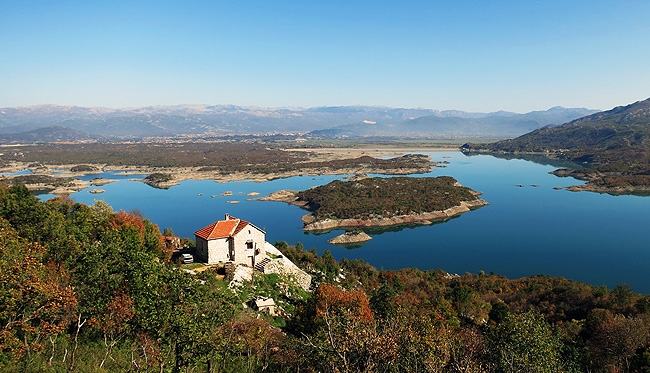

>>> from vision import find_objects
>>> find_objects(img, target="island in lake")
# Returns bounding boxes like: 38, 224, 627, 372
327, 229, 373, 245
260, 176, 487, 230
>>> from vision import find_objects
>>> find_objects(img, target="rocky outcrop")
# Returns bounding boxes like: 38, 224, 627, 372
228, 265, 254, 289
89, 177, 116, 186
328, 230, 372, 245
565, 183, 650, 194
227, 243, 312, 292
259, 242, 312, 291
257, 189, 301, 203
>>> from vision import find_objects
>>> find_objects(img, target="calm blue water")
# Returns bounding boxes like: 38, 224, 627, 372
41, 152, 650, 293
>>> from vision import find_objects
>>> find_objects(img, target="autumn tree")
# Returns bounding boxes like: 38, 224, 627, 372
225, 316, 285, 372
0, 219, 77, 366
94, 293, 136, 368
447, 326, 486, 373
293, 283, 397, 373
587, 310, 650, 372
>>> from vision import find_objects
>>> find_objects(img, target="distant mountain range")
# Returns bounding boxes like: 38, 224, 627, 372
0, 104, 598, 143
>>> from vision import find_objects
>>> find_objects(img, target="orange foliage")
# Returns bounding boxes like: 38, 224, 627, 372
158, 235, 173, 261
314, 284, 373, 323
101, 294, 135, 335
0, 243, 78, 358
109, 211, 145, 239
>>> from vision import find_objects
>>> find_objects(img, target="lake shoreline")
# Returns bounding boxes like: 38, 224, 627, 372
258, 189, 488, 230
28, 150, 650, 294
2, 146, 450, 195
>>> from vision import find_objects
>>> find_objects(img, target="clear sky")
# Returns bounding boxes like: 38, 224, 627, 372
1, 0, 649, 113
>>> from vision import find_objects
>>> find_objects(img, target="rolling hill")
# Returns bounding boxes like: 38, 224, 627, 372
0, 126, 99, 144
464, 97, 650, 162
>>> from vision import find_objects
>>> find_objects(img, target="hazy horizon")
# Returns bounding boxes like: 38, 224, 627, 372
0, 101, 604, 114
2, 1, 649, 113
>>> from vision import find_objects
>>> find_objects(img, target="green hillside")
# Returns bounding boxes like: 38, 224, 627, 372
2, 183, 650, 372
0, 185, 650, 373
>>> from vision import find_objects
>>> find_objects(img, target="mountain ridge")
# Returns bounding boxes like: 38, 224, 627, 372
465, 97, 650, 155
0, 104, 598, 143
462, 97, 650, 194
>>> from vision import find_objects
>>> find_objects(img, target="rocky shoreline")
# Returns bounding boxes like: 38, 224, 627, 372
464, 149, 650, 196
259, 190, 488, 230
0, 164, 429, 195
327, 230, 372, 245
565, 184, 650, 194
551, 168, 650, 195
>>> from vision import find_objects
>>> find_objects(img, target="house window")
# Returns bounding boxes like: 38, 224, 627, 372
246, 241, 254, 250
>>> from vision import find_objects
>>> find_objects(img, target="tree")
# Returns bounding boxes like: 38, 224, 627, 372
447, 326, 486, 373
0, 219, 77, 364
486, 310, 563, 373
226, 315, 285, 372
293, 284, 397, 372
394, 315, 449, 371
0, 184, 53, 242
587, 313, 650, 372
95, 293, 135, 368
370, 281, 397, 321
449, 283, 491, 325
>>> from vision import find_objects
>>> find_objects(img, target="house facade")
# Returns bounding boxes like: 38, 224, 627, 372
194, 214, 266, 266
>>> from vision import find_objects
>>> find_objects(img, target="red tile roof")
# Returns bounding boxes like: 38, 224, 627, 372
194, 215, 250, 240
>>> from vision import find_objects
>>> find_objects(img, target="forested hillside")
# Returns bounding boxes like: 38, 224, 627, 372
467, 97, 650, 161
1, 183, 650, 372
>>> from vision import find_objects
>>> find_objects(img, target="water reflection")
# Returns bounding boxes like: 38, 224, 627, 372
460, 151, 585, 169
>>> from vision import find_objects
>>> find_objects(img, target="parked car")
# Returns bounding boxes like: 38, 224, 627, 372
180, 253, 194, 264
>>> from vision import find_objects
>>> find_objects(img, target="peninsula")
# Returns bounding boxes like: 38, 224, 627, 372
260, 176, 488, 230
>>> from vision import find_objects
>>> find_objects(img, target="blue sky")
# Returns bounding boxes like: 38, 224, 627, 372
1, 1, 649, 112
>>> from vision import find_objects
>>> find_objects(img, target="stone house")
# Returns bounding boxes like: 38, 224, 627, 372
194, 214, 266, 266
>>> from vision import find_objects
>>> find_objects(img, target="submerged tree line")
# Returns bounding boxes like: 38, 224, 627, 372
1, 182, 650, 372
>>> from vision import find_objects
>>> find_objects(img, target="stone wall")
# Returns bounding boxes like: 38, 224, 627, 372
262, 242, 312, 291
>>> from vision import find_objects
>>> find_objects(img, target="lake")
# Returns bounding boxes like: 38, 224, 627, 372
43, 151, 650, 294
